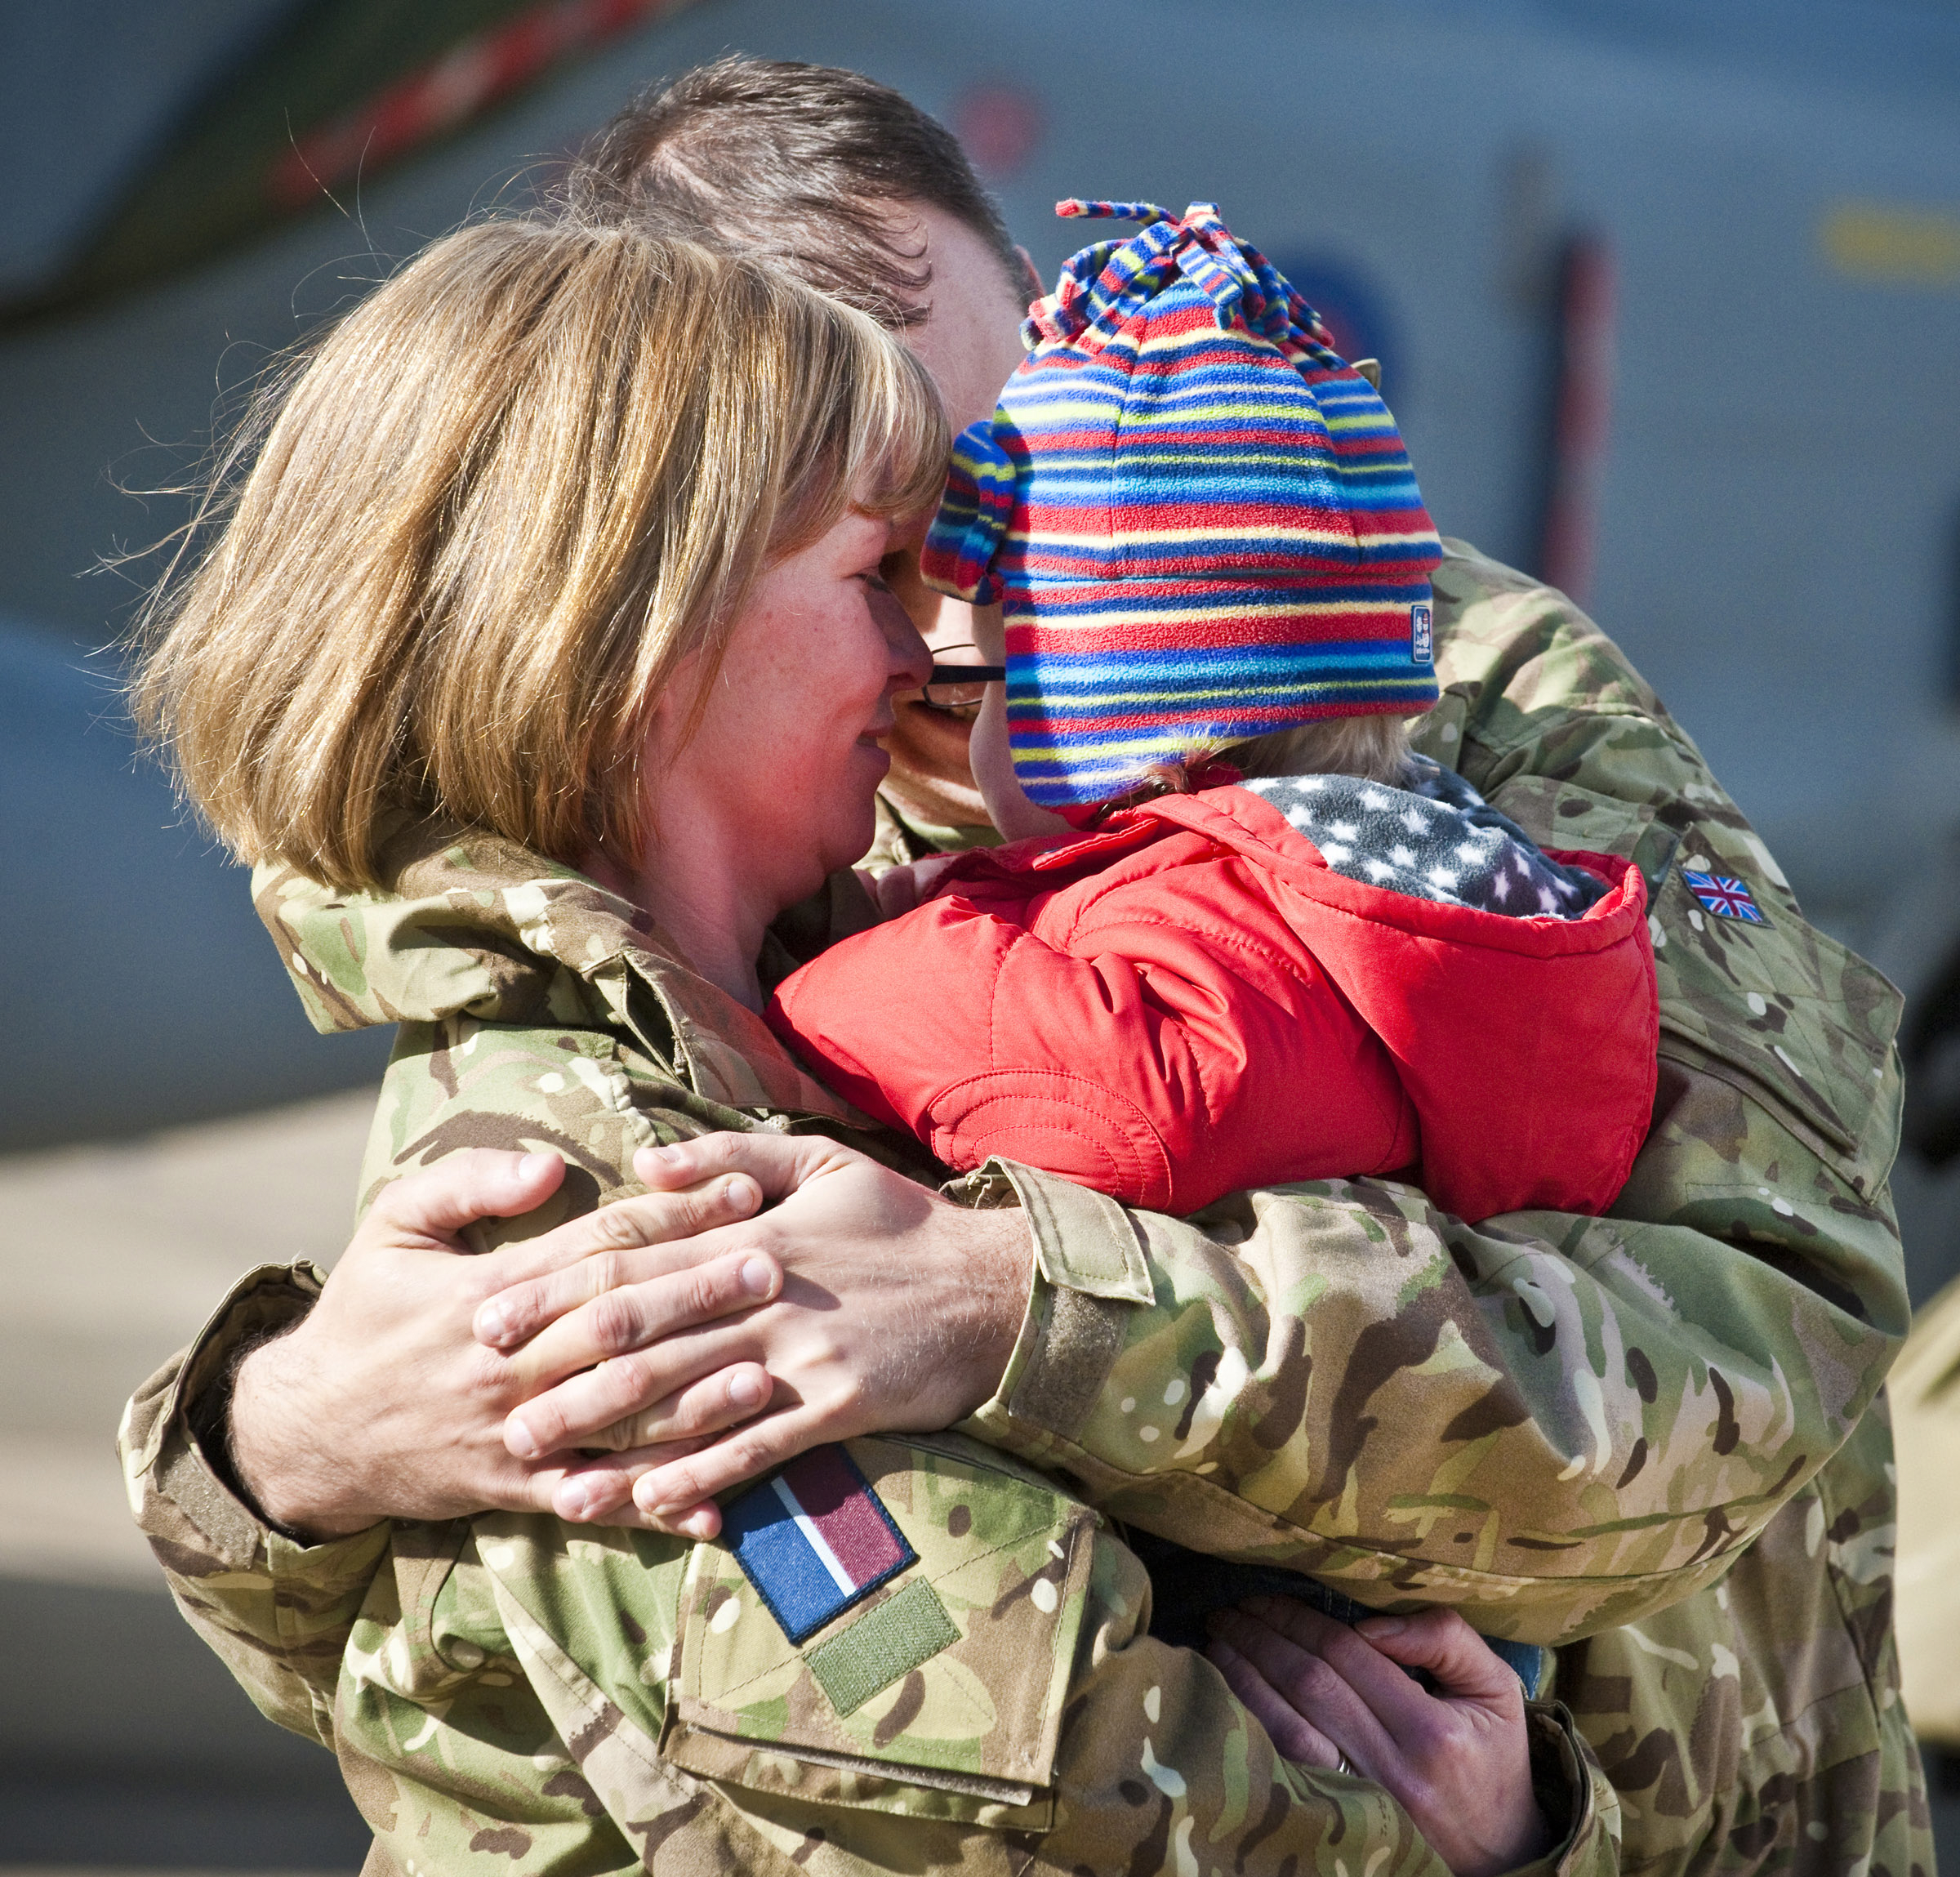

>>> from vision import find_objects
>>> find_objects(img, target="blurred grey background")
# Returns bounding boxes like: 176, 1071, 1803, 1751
5, 0, 1960, 1866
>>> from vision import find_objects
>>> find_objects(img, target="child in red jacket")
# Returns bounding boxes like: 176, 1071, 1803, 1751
768, 201, 1656, 1227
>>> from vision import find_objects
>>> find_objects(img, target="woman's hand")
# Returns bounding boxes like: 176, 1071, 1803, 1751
1206, 1600, 1553, 1877
473, 1133, 1033, 1531
225, 1150, 780, 1541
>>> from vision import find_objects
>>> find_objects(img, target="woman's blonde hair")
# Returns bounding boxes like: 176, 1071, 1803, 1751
131, 216, 949, 892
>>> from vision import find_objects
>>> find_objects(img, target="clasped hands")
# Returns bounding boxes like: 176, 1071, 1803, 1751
225, 1133, 1551, 1877
228, 1133, 1027, 1540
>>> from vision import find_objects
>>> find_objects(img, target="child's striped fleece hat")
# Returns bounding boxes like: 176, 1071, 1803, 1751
921, 199, 1444, 811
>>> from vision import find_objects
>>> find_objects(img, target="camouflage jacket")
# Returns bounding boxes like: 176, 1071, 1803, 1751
119, 542, 1923, 1875
860, 792, 1001, 876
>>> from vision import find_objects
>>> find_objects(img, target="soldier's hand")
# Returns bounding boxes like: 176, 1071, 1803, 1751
474, 1133, 1033, 1534
1206, 1600, 1552, 1877
225, 1148, 777, 1540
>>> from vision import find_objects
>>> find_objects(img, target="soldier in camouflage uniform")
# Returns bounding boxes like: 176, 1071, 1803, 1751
120, 58, 1927, 1877
122, 526, 1923, 1873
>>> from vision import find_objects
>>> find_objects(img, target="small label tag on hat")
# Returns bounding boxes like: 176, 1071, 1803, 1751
1411, 603, 1433, 665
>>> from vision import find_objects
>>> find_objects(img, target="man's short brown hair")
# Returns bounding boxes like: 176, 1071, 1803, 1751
562, 56, 1023, 328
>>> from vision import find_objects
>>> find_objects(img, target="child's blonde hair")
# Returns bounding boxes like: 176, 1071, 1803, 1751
131, 216, 948, 892
1138, 714, 1415, 800
1232, 714, 1414, 787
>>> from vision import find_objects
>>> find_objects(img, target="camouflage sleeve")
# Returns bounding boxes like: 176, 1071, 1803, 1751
964, 1151, 1896, 1645
1549, 1398, 1930, 1875
317, 1434, 1621, 1877
336, 1522, 648, 1874
108, 1021, 717, 1765
1034, 1526, 1623, 1877
960, 542, 1910, 1647
117, 1260, 392, 1749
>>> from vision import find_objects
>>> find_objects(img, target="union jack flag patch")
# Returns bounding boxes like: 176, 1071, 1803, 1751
1683, 870, 1768, 925
722, 1446, 915, 1644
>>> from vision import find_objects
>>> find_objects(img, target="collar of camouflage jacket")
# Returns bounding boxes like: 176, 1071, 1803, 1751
249, 814, 867, 1121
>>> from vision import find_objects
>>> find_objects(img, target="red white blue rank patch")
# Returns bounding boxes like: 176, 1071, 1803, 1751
723, 1446, 915, 1644
1683, 870, 1768, 925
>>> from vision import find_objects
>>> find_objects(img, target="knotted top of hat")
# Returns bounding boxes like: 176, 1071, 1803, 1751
922, 201, 1443, 810
1031, 198, 1339, 355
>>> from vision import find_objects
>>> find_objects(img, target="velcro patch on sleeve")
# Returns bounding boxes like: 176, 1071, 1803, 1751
806, 1579, 960, 1717
662, 1433, 1096, 1828
723, 1445, 915, 1644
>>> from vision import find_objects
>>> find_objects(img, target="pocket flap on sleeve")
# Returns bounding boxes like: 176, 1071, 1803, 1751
658, 1434, 1095, 1830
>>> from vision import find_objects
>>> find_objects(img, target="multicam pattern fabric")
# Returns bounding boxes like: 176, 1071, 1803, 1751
1555, 1395, 1922, 1873
118, 540, 1922, 1875
854, 794, 1000, 881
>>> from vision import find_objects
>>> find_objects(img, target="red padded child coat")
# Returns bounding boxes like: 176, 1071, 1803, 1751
768, 785, 1657, 1223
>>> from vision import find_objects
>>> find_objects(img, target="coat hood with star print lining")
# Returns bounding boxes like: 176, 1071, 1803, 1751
768, 782, 1657, 1223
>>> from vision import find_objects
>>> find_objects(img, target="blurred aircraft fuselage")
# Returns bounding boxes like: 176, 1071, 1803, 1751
5, 0, 1958, 1150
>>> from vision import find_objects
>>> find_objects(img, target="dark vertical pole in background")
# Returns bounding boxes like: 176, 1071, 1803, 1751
1536, 234, 1617, 606
1947, 499, 1960, 703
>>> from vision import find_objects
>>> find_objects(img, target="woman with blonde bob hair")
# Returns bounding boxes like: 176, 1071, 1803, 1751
136, 216, 947, 925
127, 215, 1017, 1857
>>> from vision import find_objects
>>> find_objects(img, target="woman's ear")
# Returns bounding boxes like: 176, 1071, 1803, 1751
640, 640, 709, 770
